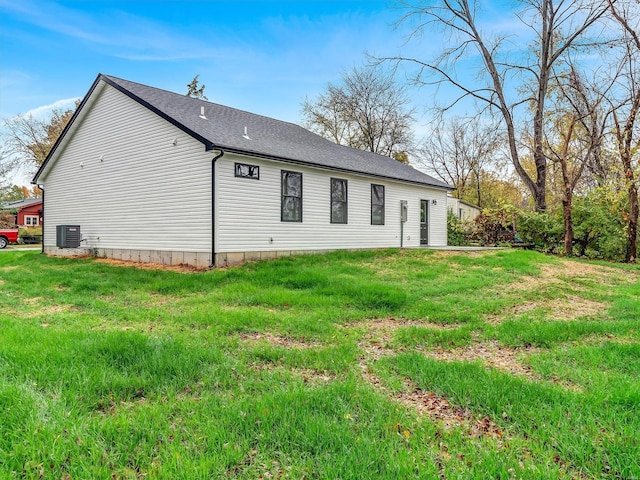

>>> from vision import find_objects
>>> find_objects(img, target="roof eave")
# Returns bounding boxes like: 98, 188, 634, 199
32, 74, 105, 184
217, 145, 454, 190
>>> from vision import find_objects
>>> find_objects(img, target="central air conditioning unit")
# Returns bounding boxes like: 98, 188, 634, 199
56, 225, 81, 248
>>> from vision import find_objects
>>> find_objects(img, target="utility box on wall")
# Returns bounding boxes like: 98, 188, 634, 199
56, 225, 81, 248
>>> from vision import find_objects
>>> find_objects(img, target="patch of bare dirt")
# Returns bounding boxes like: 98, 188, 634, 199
249, 363, 336, 384
348, 317, 460, 337
417, 341, 582, 392
358, 361, 507, 440
431, 250, 496, 258
418, 340, 539, 379
345, 318, 460, 361
350, 318, 513, 438
240, 333, 320, 349
396, 386, 505, 438
93, 257, 207, 273
0, 266, 18, 272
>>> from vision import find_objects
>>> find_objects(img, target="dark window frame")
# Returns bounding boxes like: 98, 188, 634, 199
330, 178, 348, 224
281, 170, 303, 222
371, 184, 385, 225
234, 162, 260, 180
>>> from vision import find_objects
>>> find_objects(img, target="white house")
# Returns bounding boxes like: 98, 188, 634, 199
33, 74, 453, 268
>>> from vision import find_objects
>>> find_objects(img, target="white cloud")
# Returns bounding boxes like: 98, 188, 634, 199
22, 97, 80, 120
2, 0, 242, 62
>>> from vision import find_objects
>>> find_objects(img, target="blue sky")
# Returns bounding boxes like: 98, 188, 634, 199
1, 0, 529, 186
0, 0, 434, 124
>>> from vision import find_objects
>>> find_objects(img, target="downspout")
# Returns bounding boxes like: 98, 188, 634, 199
209, 149, 225, 269
38, 185, 45, 254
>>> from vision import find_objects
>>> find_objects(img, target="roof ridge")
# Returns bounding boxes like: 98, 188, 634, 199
85, 74, 453, 190
102, 73, 309, 131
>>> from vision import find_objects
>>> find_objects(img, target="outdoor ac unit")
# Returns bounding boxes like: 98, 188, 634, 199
56, 225, 81, 248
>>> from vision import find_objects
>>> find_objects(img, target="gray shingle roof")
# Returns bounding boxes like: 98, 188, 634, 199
40, 74, 452, 189
1, 198, 42, 210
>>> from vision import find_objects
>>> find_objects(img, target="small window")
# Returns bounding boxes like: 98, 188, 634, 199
235, 163, 260, 179
25, 215, 39, 226
281, 170, 302, 222
331, 178, 348, 224
371, 184, 385, 225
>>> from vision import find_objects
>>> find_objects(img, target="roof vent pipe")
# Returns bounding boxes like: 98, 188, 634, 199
199, 106, 207, 119
242, 126, 251, 140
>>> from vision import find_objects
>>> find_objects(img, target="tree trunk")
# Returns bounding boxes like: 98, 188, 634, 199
619, 95, 639, 263
562, 193, 574, 256
626, 180, 638, 263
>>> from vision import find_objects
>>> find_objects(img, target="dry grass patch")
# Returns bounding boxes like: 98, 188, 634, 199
19, 304, 78, 319
545, 295, 608, 320
507, 259, 637, 293
240, 333, 321, 349
94, 257, 207, 273
346, 318, 461, 361
487, 294, 608, 325
431, 250, 497, 258
396, 385, 505, 439
248, 363, 337, 384
418, 340, 539, 379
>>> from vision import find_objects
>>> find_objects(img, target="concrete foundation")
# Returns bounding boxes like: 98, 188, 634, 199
43, 246, 336, 269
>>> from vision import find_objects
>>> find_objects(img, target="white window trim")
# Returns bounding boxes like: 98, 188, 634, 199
24, 215, 39, 226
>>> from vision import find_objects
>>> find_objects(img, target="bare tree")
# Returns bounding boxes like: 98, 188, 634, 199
3, 106, 76, 174
417, 116, 502, 207
302, 65, 416, 159
0, 144, 19, 191
388, 0, 611, 212
544, 67, 611, 255
606, 0, 640, 262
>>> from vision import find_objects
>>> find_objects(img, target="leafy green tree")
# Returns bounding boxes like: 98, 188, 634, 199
572, 189, 626, 260
1, 185, 30, 202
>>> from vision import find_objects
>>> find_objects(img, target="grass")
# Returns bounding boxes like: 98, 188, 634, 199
0, 248, 638, 479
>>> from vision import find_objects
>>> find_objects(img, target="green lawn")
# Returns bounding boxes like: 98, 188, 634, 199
1, 249, 638, 479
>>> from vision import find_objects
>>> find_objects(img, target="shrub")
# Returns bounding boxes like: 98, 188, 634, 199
572, 190, 626, 260
471, 205, 519, 245
517, 211, 562, 252
447, 211, 471, 246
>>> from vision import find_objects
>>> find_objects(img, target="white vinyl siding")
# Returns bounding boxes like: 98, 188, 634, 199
216, 154, 448, 252
40, 83, 212, 252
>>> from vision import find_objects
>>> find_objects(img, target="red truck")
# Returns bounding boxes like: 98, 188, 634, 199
0, 229, 19, 249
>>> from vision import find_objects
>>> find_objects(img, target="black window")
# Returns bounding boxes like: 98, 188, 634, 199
331, 178, 348, 224
235, 163, 260, 179
371, 184, 385, 225
281, 170, 302, 222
